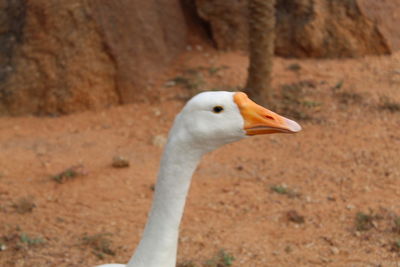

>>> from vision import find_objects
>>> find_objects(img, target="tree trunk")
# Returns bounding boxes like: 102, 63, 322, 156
245, 0, 276, 106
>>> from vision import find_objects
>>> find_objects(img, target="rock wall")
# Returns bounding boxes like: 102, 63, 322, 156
195, 0, 249, 51
2, 0, 399, 115
357, 0, 400, 53
90, 0, 187, 104
195, 0, 399, 58
0, 0, 186, 115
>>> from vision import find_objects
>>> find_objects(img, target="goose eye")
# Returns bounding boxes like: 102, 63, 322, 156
212, 106, 224, 113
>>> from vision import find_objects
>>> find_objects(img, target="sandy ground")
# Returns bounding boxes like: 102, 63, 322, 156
1, 48, 400, 267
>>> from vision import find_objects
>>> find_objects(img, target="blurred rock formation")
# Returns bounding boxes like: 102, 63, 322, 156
1, 0, 399, 115
195, 0, 399, 57
0, 0, 186, 115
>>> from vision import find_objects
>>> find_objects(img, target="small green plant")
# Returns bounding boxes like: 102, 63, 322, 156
167, 65, 231, 97
12, 197, 36, 214
171, 70, 205, 91
205, 249, 235, 267
332, 80, 344, 90
335, 90, 364, 105
52, 165, 85, 183
302, 100, 321, 108
19, 233, 45, 246
82, 233, 115, 259
270, 185, 300, 198
271, 185, 288, 195
173, 76, 190, 85
208, 65, 229, 75
0, 231, 44, 251
355, 212, 375, 231
379, 96, 400, 113
274, 81, 317, 121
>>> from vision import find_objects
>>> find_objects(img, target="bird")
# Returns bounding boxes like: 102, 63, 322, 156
97, 91, 301, 267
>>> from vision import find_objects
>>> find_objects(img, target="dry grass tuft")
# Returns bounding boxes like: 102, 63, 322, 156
52, 164, 86, 184
12, 197, 36, 214
82, 233, 115, 259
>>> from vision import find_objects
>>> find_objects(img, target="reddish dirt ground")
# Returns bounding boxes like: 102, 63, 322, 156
1, 48, 400, 267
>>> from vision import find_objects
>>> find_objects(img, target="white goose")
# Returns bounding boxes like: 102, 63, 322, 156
97, 91, 301, 267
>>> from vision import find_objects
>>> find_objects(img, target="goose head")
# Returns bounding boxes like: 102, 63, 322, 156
169, 91, 301, 153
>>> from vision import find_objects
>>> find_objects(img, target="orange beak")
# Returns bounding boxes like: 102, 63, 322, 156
234, 92, 302, 135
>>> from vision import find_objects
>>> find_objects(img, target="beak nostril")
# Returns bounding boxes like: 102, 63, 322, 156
265, 115, 274, 120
